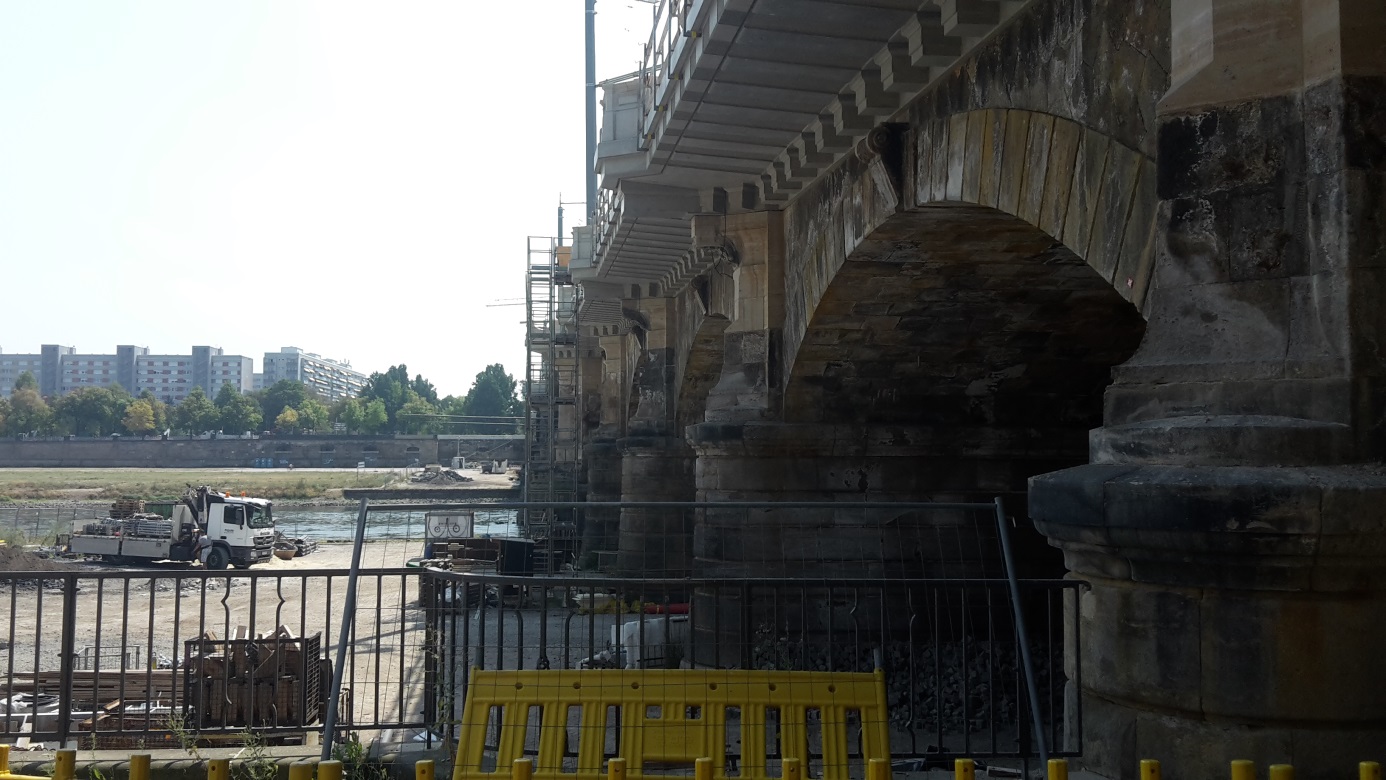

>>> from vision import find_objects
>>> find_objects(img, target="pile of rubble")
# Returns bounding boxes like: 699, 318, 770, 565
409, 466, 473, 484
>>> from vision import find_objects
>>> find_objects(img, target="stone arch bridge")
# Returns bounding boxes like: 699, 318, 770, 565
558, 0, 1386, 773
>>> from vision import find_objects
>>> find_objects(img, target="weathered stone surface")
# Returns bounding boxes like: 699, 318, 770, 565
616, 436, 695, 577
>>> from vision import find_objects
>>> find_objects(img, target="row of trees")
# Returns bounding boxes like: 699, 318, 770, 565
0, 364, 523, 438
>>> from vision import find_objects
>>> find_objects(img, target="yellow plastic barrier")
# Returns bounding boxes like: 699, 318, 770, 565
452, 668, 891, 780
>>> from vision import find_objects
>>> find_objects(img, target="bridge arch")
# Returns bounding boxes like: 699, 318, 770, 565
915, 109, 1158, 310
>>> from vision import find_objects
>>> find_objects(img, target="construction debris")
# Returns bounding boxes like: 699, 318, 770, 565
409, 467, 473, 484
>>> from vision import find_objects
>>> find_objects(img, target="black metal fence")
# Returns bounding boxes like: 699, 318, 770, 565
422, 572, 1082, 762
0, 568, 427, 750
0, 498, 1082, 762
0, 507, 103, 544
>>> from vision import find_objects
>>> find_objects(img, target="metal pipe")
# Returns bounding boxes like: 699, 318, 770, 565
995, 497, 1048, 763
321, 497, 370, 760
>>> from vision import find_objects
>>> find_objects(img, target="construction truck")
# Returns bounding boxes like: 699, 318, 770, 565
68, 486, 276, 569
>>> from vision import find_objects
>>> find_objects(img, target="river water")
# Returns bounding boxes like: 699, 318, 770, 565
271, 507, 521, 541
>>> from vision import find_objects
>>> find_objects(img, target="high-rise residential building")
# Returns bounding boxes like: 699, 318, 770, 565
261, 347, 367, 402
1, 345, 253, 402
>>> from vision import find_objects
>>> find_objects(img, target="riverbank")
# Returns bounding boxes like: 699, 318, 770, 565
0, 467, 517, 505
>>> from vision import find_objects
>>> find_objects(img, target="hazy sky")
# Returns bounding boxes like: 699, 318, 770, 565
0, 1, 651, 397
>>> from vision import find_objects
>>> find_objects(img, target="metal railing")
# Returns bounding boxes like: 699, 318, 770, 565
0, 568, 426, 749
423, 572, 1081, 762
637, 0, 695, 151
1, 498, 1081, 761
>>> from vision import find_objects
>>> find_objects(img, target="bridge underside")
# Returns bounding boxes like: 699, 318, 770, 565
572, 0, 1386, 773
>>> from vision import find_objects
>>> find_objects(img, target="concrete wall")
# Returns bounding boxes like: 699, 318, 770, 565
0, 436, 524, 468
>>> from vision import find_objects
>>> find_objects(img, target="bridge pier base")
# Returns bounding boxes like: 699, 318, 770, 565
616, 435, 695, 577
577, 440, 621, 569
1033, 462, 1386, 776
688, 420, 1069, 578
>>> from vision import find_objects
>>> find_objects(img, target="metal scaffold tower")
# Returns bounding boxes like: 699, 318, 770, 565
522, 236, 581, 572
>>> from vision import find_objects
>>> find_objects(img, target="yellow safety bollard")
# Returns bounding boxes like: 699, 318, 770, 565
53, 750, 76, 780
320, 761, 345, 780
0, 745, 10, 775
1363, 763, 1382, 780
416, 760, 435, 780
607, 757, 626, 780
208, 758, 231, 780
1048, 759, 1068, 780
289, 761, 315, 780
1140, 759, 1160, 780
696, 758, 714, 780
512, 759, 534, 780
129, 754, 151, 780
1231, 760, 1256, 780
868, 758, 891, 780
956, 758, 976, 780
1268, 765, 1293, 780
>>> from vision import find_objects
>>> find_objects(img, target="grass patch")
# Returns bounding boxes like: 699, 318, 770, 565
0, 468, 396, 503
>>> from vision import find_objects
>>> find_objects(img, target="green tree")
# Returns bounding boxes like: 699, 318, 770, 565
361, 399, 388, 434
123, 399, 156, 435
12, 371, 38, 394
220, 393, 264, 434
0, 397, 10, 433
275, 407, 300, 432
260, 380, 313, 429
53, 386, 132, 436
174, 387, 220, 434
214, 382, 240, 408
457, 364, 522, 434
411, 374, 438, 405
397, 395, 438, 434
338, 398, 365, 433
297, 398, 330, 433
7, 388, 52, 436
139, 391, 169, 433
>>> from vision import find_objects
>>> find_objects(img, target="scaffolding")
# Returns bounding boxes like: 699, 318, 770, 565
522, 236, 582, 572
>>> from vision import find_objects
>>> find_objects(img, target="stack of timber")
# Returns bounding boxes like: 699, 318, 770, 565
183, 626, 325, 730
4, 670, 177, 710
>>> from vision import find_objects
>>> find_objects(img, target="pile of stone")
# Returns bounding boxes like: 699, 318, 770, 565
409, 466, 473, 484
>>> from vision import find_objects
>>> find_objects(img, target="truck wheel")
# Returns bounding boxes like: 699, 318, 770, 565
205, 547, 230, 570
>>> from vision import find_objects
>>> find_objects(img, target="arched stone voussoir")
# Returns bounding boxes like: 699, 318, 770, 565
914, 109, 1158, 313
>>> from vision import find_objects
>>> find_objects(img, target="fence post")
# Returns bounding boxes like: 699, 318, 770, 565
416, 759, 435, 780
1269, 766, 1293, 780
1140, 759, 1160, 780
696, 757, 714, 780
289, 761, 315, 780
57, 576, 78, 748
130, 754, 151, 780
1362, 763, 1382, 780
607, 757, 626, 780
955, 759, 975, 780
320, 761, 344, 780
1047, 759, 1068, 780
1231, 760, 1256, 780
53, 750, 76, 780
513, 758, 535, 780
208, 758, 230, 780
